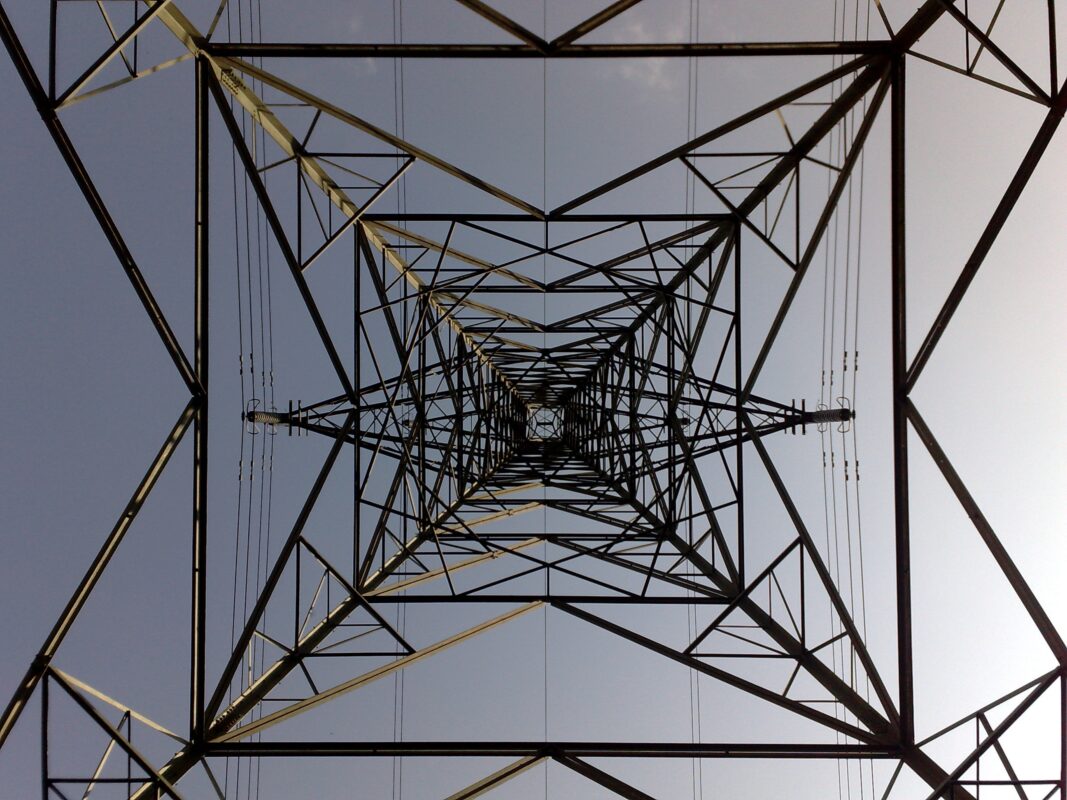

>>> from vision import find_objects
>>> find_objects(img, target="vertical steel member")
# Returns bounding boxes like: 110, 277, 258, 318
190, 54, 210, 742
733, 227, 744, 587
353, 232, 362, 576
890, 53, 913, 748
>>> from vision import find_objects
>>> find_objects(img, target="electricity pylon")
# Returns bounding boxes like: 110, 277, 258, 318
1, 2, 1064, 798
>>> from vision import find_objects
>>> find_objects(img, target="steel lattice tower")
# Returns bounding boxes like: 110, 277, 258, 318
1, 1, 1065, 798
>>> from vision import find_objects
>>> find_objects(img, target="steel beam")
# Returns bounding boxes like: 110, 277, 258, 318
0, 2, 201, 397
906, 78, 1067, 391
212, 602, 542, 743
553, 755, 657, 800
206, 741, 901, 758
907, 402, 1067, 665
890, 54, 914, 748
49, 669, 186, 800
189, 53, 209, 744
443, 756, 545, 800
206, 41, 891, 59
0, 401, 195, 750
204, 413, 356, 722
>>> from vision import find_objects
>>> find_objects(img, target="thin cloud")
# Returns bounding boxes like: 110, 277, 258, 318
598, 16, 688, 91
346, 13, 378, 75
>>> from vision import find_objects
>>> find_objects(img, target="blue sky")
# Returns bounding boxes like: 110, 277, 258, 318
1, 1, 1065, 798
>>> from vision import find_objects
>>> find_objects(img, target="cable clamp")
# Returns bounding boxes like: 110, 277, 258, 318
245, 398, 261, 435
835, 396, 853, 433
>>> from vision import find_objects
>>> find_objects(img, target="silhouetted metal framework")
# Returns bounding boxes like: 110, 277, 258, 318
1, 1, 1065, 798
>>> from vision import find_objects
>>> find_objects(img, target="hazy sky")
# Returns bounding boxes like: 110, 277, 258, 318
1, 1, 1065, 798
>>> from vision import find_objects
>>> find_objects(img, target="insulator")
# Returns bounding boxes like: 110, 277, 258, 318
248, 411, 286, 427
802, 407, 855, 425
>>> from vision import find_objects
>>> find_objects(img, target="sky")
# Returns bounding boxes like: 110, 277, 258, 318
1, 1, 1065, 798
